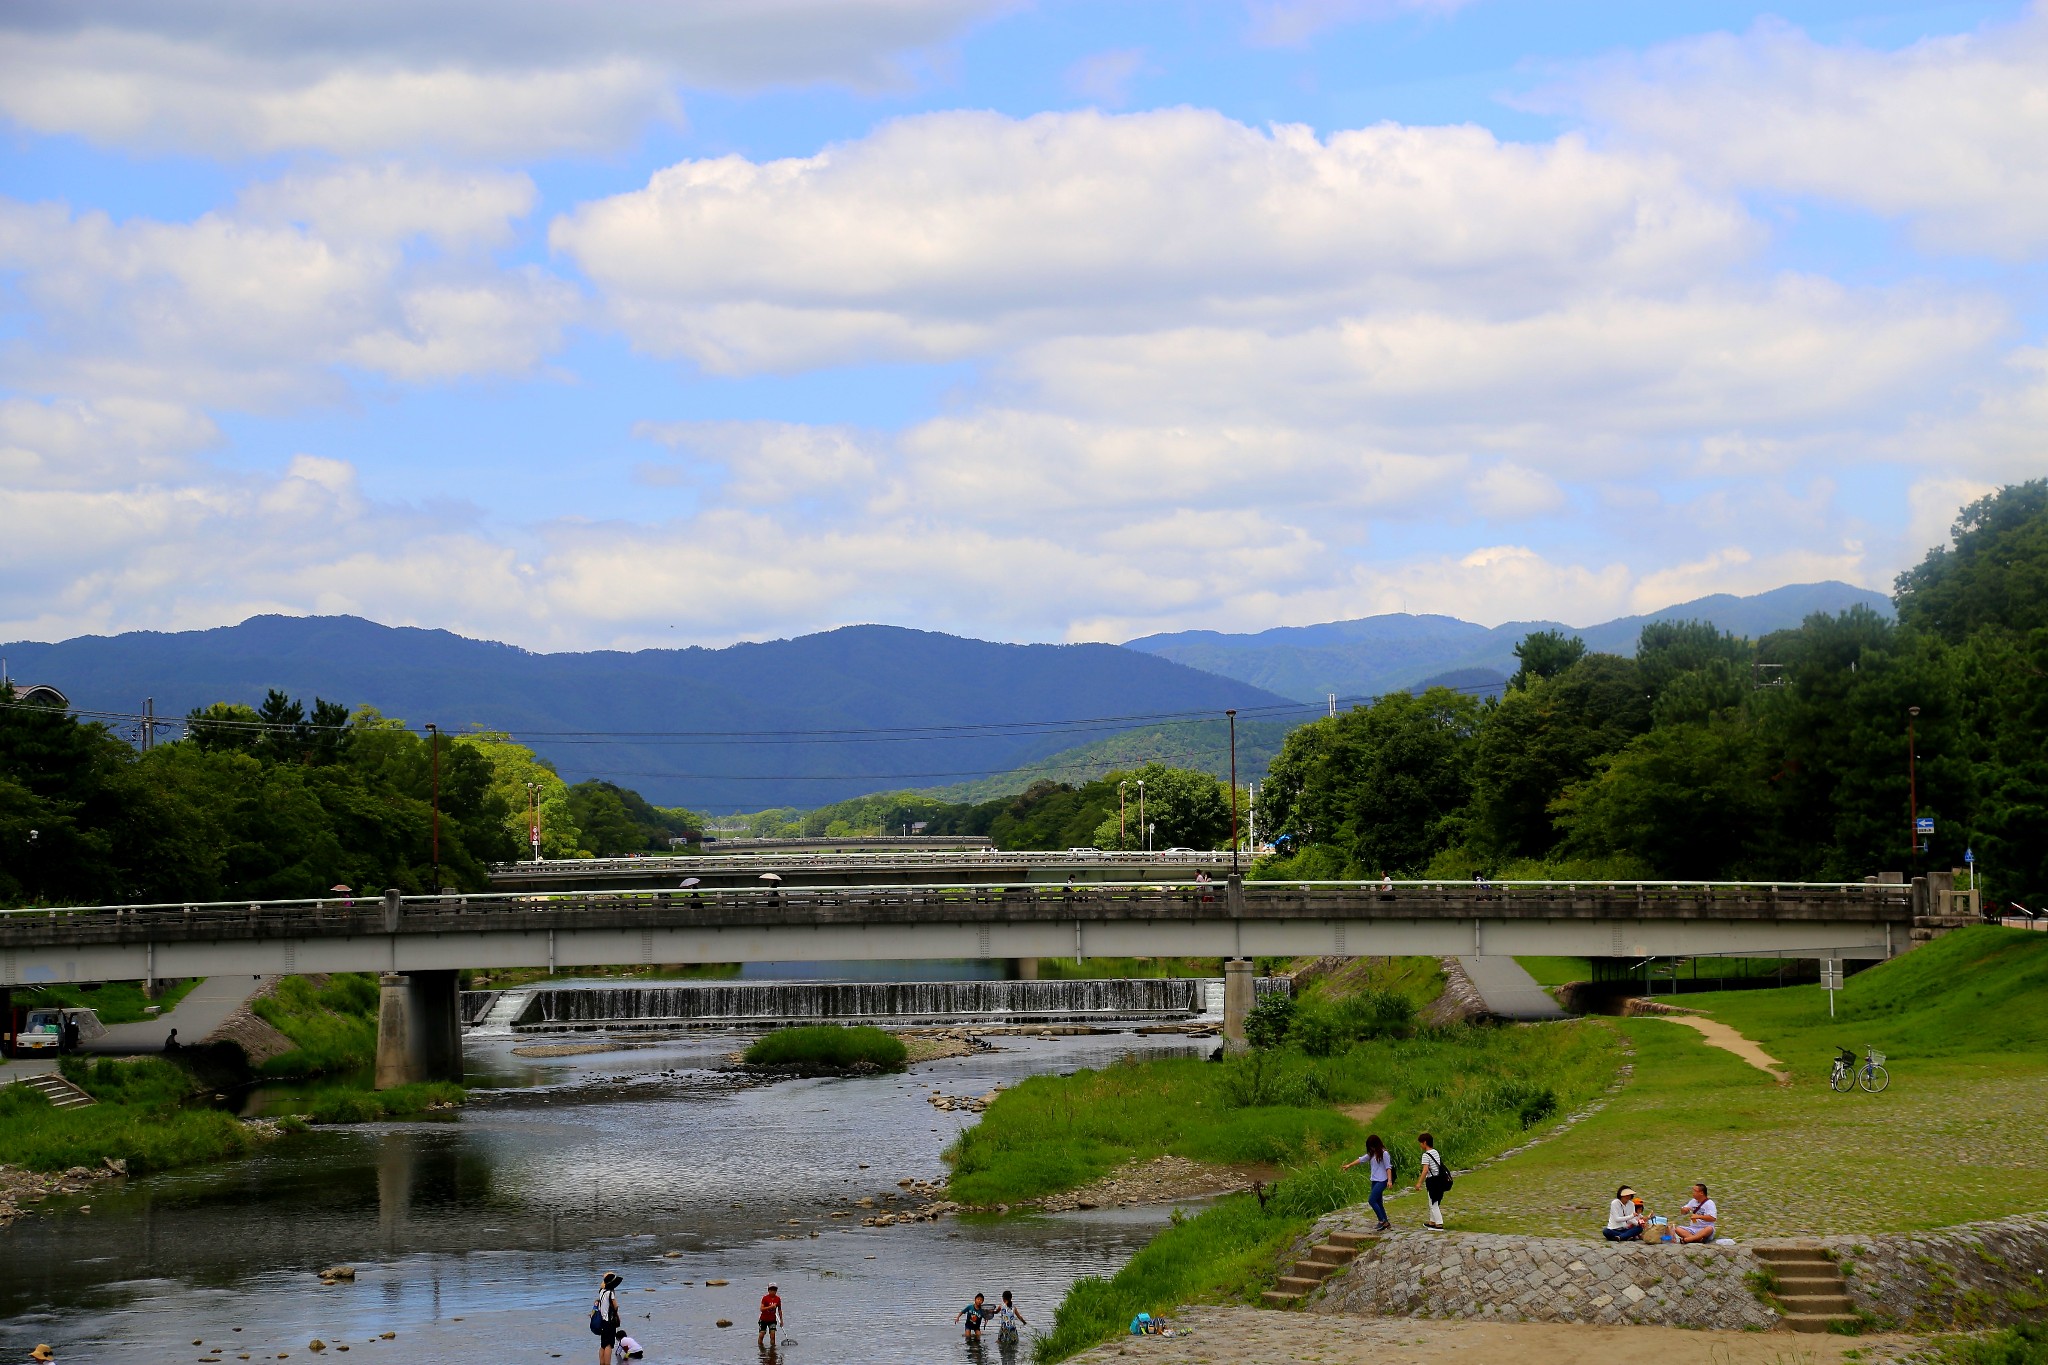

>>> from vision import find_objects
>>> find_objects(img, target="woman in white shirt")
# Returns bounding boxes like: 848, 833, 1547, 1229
1344, 1134, 1395, 1232
1603, 1185, 1644, 1241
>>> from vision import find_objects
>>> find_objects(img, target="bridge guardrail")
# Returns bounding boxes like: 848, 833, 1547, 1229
486, 849, 1239, 875
0, 879, 1915, 952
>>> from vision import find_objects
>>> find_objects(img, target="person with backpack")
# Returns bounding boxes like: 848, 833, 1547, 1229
1414, 1132, 1451, 1230
589, 1271, 622, 1364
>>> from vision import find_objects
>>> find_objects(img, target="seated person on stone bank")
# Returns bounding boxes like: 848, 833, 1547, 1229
1673, 1183, 1718, 1243
1603, 1185, 1645, 1240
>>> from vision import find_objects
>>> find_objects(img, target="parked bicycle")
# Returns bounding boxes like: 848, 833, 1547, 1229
1830, 1046, 1889, 1093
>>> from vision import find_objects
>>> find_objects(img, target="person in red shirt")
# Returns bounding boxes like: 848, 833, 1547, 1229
757, 1283, 784, 1348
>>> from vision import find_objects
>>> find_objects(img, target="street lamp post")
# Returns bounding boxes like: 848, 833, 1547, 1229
1226, 709, 1240, 876
526, 781, 543, 862
425, 723, 441, 894
1907, 706, 1921, 861
1136, 780, 1146, 854
1118, 780, 1129, 852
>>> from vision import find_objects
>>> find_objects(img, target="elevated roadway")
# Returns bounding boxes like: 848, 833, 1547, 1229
2, 879, 1911, 985
489, 849, 1235, 892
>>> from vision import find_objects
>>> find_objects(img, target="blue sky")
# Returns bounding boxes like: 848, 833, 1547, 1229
2, 0, 2042, 650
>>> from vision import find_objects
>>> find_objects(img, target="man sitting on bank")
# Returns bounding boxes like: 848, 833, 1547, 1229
1673, 1183, 1718, 1243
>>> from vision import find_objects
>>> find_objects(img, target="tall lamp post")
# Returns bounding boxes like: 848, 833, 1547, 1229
1906, 706, 1921, 863
1136, 780, 1146, 854
1118, 780, 1129, 852
1226, 709, 1240, 876
425, 723, 442, 894
525, 780, 543, 863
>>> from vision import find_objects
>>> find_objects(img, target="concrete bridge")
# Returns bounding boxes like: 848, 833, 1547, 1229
488, 848, 1235, 891
1, 877, 1915, 1087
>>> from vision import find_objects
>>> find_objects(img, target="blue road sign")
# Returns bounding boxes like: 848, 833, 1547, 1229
1965, 848, 1975, 864
1916, 816, 1936, 834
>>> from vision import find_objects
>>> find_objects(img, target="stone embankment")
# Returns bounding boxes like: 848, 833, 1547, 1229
1825, 1214, 2048, 1329
1306, 1230, 1778, 1329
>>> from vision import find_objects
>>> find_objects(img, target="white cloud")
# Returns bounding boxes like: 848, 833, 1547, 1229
552, 107, 1754, 372
237, 165, 536, 248
0, 1, 1009, 157
0, 189, 577, 406
0, 396, 219, 490
633, 421, 882, 503
1559, 8, 2048, 255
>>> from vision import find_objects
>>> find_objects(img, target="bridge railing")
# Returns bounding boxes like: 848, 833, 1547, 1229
486, 848, 1239, 875
0, 877, 1912, 930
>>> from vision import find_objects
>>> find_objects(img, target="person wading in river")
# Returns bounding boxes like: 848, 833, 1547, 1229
592, 1272, 622, 1365
757, 1282, 784, 1348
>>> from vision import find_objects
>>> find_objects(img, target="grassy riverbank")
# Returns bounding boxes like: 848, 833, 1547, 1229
12, 977, 201, 1024
990, 1017, 1622, 1361
1450, 926, 2048, 1239
1, 1057, 284, 1175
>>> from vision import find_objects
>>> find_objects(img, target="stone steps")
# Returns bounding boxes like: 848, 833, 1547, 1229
1262, 1230, 1378, 1307
1753, 1245, 1857, 1332
15, 1072, 95, 1109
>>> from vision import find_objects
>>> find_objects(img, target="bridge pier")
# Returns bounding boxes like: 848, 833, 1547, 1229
374, 970, 463, 1090
1222, 958, 1254, 1053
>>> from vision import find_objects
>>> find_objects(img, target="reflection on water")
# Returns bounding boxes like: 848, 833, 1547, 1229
1, 1025, 1199, 1363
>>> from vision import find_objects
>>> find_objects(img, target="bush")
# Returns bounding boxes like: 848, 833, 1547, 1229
1938, 1324, 2048, 1365
742, 1024, 907, 1073
254, 973, 382, 1075
1244, 995, 1296, 1050
293, 1080, 464, 1124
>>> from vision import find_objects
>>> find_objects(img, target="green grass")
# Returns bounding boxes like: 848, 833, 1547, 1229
1515, 957, 1595, 988
1292, 955, 1447, 1013
1, 1058, 267, 1174
252, 973, 381, 1075
1450, 926, 2048, 1238
1026, 1020, 1623, 1362
1934, 1324, 2048, 1365
742, 1024, 908, 1072
284, 1080, 467, 1124
15, 977, 201, 1025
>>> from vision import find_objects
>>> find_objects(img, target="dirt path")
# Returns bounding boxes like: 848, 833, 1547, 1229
1071, 1306, 1915, 1365
1656, 1014, 1788, 1082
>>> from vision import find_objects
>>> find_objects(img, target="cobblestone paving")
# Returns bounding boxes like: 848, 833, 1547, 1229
1067, 1306, 1911, 1365
1441, 1020, 2048, 1238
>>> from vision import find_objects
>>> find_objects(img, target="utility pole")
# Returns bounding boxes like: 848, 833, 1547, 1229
425, 723, 441, 894
1118, 780, 1129, 851
1227, 709, 1239, 876
526, 780, 543, 862
141, 697, 155, 752
1137, 780, 1146, 855
1327, 693, 1336, 718
1248, 781, 1258, 855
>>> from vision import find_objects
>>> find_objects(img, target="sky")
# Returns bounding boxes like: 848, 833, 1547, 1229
2, 0, 2044, 651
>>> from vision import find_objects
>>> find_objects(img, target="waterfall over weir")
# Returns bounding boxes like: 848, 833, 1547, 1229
473, 977, 1291, 1030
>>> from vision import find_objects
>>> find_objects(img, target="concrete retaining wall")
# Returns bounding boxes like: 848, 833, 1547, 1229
1824, 1215, 2048, 1329
1309, 1230, 1778, 1329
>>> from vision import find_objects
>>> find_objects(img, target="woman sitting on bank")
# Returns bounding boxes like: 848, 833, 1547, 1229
1603, 1186, 1645, 1240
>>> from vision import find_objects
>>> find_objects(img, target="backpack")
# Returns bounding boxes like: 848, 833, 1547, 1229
589, 1293, 609, 1336
1427, 1149, 1453, 1189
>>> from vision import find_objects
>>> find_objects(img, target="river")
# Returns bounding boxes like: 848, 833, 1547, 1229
1, 1015, 1202, 1364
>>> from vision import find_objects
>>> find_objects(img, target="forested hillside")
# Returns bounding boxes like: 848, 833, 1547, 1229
1252, 483, 2048, 905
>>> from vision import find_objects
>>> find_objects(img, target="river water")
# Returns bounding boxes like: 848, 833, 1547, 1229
1, 1019, 1202, 1364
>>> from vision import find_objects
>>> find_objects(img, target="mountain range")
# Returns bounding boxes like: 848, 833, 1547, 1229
0, 615, 1290, 809
2, 581, 1892, 809
1122, 581, 1892, 703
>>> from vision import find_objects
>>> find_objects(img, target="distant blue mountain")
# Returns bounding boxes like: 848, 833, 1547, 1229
2, 616, 1291, 809
1125, 582, 1893, 703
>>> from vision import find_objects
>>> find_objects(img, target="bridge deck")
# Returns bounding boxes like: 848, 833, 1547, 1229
0, 881, 1912, 984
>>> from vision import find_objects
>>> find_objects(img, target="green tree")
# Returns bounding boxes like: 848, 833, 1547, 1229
1895, 479, 2048, 642
1088, 764, 1231, 850
1467, 654, 1651, 861
1555, 719, 1781, 880
1508, 630, 1587, 691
